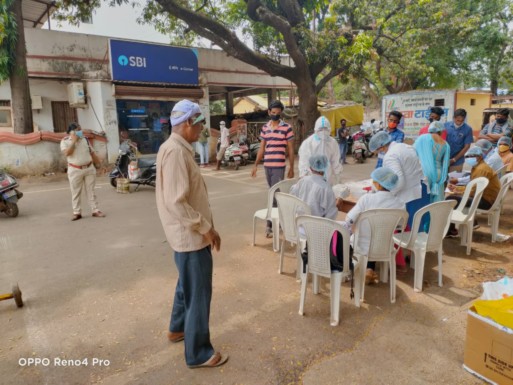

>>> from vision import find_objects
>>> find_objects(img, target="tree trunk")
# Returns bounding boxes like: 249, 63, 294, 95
490, 77, 498, 96
295, 79, 319, 150
10, 0, 33, 134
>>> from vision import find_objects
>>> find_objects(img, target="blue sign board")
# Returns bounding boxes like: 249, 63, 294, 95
109, 39, 199, 85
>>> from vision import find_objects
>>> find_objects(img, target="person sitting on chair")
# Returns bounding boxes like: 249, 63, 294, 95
336, 167, 405, 284
446, 146, 500, 238
290, 154, 338, 219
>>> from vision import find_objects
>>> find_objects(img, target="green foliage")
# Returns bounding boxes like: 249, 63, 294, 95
0, 0, 17, 82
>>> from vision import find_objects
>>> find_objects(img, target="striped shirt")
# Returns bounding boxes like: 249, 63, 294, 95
260, 120, 294, 168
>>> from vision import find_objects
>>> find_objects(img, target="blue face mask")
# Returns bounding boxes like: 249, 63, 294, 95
75, 130, 84, 138
465, 157, 478, 168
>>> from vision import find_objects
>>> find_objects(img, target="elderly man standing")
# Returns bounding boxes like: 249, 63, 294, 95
156, 100, 228, 369
60, 122, 105, 221
479, 108, 512, 146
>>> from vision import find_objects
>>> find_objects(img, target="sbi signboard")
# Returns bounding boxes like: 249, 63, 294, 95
109, 39, 199, 85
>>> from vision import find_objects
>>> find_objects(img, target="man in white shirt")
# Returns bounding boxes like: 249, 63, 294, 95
369, 131, 430, 231
298, 116, 342, 186
215, 121, 230, 170
338, 167, 405, 284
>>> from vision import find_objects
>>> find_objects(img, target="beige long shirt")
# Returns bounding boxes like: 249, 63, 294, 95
156, 133, 213, 252
60, 136, 93, 165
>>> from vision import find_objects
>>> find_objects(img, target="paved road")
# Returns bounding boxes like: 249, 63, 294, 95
0, 159, 488, 384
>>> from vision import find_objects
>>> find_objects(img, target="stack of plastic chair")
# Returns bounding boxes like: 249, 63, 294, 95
252, 178, 297, 252
296, 215, 351, 326
449, 177, 489, 255
352, 209, 408, 307
476, 173, 513, 243
275, 192, 311, 276
393, 200, 457, 292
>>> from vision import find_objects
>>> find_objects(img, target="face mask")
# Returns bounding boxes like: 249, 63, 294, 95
315, 130, 329, 141
465, 157, 478, 168
270, 114, 281, 121
499, 145, 510, 153
388, 122, 398, 129
75, 130, 83, 138
371, 182, 379, 193
454, 123, 463, 128
496, 118, 507, 125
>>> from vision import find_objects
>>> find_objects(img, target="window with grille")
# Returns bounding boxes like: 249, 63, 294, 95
0, 100, 12, 127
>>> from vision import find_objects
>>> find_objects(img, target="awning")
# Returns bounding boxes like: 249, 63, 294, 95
114, 85, 204, 101
22, 0, 56, 28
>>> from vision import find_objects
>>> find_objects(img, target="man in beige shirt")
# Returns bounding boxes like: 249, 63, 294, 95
156, 100, 228, 369
60, 123, 105, 221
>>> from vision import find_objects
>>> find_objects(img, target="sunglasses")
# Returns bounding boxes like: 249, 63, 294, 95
192, 114, 206, 125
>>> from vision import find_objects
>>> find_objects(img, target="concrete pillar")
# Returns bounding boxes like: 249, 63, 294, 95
267, 89, 277, 105
76, 81, 119, 163
225, 91, 234, 116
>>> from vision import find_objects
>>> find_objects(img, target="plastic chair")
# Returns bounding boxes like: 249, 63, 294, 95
352, 209, 408, 307
393, 200, 457, 292
476, 173, 513, 243
275, 193, 311, 275
296, 215, 351, 326
449, 177, 489, 255
252, 178, 297, 252
496, 164, 507, 178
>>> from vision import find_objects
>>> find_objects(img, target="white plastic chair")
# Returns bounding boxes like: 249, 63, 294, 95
252, 178, 297, 252
275, 193, 311, 275
449, 177, 489, 255
352, 209, 408, 307
393, 200, 457, 293
476, 173, 513, 243
296, 215, 351, 326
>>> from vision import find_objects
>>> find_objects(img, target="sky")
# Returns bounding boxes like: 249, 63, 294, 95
44, 1, 171, 44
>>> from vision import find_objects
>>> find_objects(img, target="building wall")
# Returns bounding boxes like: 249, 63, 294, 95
456, 92, 491, 133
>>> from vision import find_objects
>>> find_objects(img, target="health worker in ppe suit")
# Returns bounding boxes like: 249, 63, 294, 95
298, 116, 342, 186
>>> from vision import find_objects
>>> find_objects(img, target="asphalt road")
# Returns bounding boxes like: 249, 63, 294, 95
0, 158, 491, 384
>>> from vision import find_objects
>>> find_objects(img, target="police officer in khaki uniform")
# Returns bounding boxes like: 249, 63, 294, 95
60, 123, 105, 221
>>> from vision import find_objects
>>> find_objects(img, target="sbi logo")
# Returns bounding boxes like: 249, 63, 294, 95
117, 55, 147, 68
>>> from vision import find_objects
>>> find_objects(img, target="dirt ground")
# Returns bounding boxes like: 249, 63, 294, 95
0, 157, 512, 385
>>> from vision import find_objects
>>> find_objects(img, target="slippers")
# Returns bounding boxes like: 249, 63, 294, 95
188, 352, 229, 369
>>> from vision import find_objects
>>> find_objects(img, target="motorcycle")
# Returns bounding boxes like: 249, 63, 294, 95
0, 172, 23, 217
109, 141, 156, 189
351, 130, 373, 163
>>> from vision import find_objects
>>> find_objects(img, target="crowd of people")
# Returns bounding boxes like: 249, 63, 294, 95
145, 98, 511, 370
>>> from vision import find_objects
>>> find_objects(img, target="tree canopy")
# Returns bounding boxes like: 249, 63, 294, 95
52, 0, 512, 132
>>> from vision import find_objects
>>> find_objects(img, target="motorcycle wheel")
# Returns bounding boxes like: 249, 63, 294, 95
358, 157, 365, 164
235, 165, 239, 170
110, 178, 117, 188
5, 202, 18, 217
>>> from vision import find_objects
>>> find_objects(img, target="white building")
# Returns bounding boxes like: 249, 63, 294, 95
0, 1, 292, 173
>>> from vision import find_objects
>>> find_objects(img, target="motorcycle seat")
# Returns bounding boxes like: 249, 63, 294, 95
138, 157, 156, 168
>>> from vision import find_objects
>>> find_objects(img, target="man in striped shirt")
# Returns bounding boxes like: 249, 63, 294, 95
251, 100, 295, 237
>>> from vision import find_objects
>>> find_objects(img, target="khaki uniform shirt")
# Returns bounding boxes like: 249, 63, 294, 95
60, 137, 93, 165
471, 161, 500, 206
156, 133, 213, 252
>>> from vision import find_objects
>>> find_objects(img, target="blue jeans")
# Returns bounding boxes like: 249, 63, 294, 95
170, 246, 214, 366
339, 141, 348, 163
265, 167, 285, 229
405, 182, 431, 231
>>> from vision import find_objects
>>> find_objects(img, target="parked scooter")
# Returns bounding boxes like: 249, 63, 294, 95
0, 172, 23, 217
109, 141, 156, 189
351, 130, 373, 163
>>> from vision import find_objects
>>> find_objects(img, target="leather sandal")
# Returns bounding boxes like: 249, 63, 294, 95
92, 211, 106, 218
71, 214, 82, 221
188, 352, 229, 369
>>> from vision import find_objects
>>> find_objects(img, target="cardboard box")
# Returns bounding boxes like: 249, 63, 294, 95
464, 306, 513, 384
